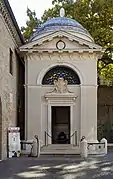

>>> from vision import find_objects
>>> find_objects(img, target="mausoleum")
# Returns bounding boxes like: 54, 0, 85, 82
20, 9, 104, 153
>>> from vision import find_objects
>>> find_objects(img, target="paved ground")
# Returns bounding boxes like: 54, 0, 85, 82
0, 153, 113, 179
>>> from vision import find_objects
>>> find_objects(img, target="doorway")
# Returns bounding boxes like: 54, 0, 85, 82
52, 106, 70, 144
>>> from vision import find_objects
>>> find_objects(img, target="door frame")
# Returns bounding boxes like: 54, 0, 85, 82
45, 92, 77, 145
47, 103, 73, 144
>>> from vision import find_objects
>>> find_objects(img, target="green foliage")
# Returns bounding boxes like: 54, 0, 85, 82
73, 0, 113, 60
99, 62, 113, 85
21, 8, 41, 41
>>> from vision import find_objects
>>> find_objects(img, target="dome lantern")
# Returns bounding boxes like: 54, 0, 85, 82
60, 8, 65, 17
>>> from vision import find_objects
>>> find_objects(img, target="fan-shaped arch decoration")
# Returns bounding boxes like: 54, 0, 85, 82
42, 66, 80, 85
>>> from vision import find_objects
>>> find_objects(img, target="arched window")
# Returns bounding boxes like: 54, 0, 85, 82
42, 66, 80, 85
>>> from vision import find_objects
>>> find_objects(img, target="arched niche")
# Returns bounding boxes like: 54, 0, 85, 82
37, 63, 83, 85
42, 65, 80, 85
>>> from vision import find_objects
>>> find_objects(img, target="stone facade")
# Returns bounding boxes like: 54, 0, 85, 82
20, 13, 104, 151
22, 50, 99, 146
0, 0, 24, 159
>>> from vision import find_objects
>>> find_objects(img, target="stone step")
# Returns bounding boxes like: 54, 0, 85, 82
43, 144, 77, 150
41, 149, 80, 155
40, 144, 80, 155
41, 147, 78, 151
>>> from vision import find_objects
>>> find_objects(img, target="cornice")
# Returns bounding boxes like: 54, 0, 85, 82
0, 0, 24, 46
24, 84, 98, 87
24, 48, 103, 54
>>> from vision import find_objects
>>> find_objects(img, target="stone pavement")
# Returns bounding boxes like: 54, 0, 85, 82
0, 153, 113, 179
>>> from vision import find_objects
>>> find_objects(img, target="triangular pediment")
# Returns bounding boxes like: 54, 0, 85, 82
33, 37, 90, 50
20, 30, 103, 52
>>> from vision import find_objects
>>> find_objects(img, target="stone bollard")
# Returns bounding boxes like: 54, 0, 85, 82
32, 139, 37, 157
32, 135, 41, 157
101, 138, 107, 154
80, 138, 88, 158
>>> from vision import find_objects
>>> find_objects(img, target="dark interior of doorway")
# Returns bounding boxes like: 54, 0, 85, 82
52, 106, 70, 144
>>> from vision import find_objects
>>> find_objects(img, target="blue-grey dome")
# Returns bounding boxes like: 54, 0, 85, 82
30, 17, 90, 41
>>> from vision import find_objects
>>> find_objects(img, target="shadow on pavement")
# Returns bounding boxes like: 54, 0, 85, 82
0, 152, 113, 179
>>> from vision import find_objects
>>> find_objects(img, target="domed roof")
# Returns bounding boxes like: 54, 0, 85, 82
30, 9, 92, 41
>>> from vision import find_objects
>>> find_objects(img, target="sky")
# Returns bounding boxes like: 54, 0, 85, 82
9, 0, 53, 27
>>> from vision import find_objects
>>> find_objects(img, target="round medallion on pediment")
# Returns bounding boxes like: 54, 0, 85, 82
56, 40, 66, 50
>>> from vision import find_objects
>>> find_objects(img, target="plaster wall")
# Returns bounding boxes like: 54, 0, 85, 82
80, 86, 97, 142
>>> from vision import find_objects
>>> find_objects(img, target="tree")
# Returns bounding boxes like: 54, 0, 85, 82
21, 8, 41, 41
41, 0, 113, 84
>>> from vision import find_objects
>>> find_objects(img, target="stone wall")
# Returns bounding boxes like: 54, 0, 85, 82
0, 13, 20, 159
97, 86, 113, 142
0, 97, 2, 159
